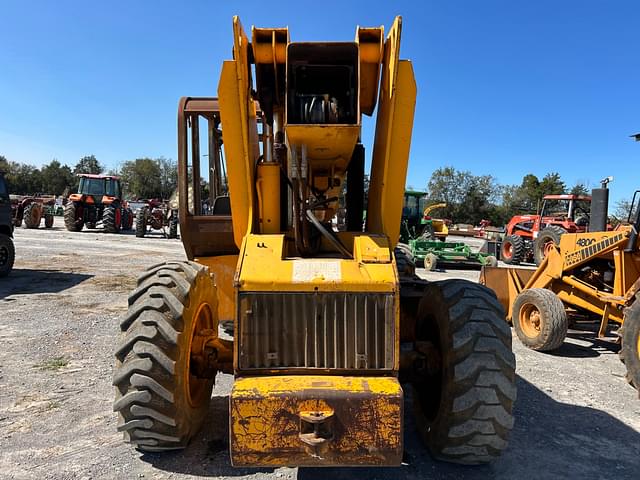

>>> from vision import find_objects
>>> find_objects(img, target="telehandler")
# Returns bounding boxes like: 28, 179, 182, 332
482, 188, 640, 394
114, 17, 516, 466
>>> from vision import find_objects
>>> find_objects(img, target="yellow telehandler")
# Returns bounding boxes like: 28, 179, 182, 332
113, 16, 516, 466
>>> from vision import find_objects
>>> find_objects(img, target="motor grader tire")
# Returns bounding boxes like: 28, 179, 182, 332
23, 203, 42, 229
424, 253, 438, 271
44, 213, 54, 228
64, 202, 84, 231
512, 288, 567, 351
103, 205, 121, 233
620, 298, 640, 395
113, 261, 217, 451
533, 225, 566, 266
0, 234, 15, 277
501, 235, 524, 265
411, 280, 516, 464
135, 209, 147, 238
395, 243, 415, 278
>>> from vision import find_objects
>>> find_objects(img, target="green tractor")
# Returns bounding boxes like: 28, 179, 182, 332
64, 174, 134, 233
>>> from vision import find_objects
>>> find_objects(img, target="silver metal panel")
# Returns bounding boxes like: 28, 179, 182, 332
239, 292, 394, 370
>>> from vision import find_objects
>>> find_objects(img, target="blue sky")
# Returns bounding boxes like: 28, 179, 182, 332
1, 1, 638, 204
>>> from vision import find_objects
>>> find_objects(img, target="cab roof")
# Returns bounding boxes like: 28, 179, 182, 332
77, 173, 121, 180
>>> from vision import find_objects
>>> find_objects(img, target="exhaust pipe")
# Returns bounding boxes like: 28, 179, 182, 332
589, 176, 612, 233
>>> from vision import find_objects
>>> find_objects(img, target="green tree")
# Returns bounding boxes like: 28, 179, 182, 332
539, 172, 565, 197
157, 157, 178, 199
570, 182, 590, 196
74, 155, 103, 175
40, 159, 75, 195
119, 158, 162, 199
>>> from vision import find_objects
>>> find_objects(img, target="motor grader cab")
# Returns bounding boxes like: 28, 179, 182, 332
114, 17, 516, 467
482, 190, 640, 393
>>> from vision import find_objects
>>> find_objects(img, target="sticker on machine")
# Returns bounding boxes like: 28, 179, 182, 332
291, 260, 341, 282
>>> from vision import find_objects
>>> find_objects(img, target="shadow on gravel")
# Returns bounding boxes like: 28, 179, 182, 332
0, 269, 92, 298
548, 322, 620, 359
142, 395, 275, 477
142, 377, 640, 480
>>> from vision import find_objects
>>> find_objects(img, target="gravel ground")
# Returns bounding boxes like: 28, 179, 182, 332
1, 218, 639, 479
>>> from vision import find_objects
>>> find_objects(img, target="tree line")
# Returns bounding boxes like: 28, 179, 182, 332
422, 166, 632, 226
0, 154, 177, 200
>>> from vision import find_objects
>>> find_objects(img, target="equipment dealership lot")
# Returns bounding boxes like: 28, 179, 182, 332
1, 219, 639, 480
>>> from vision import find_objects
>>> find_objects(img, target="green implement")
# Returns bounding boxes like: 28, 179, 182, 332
409, 239, 497, 271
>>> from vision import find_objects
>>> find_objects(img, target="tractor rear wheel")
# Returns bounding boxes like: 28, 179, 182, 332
512, 288, 567, 351
44, 213, 54, 228
395, 243, 415, 277
113, 261, 217, 451
0, 234, 15, 277
533, 226, 566, 266
501, 235, 524, 264
104, 205, 121, 233
411, 280, 516, 464
64, 202, 84, 231
23, 203, 42, 229
620, 297, 640, 395
135, 209, 147, 238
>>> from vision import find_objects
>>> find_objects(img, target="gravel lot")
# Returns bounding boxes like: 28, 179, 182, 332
1, 218, 639, 479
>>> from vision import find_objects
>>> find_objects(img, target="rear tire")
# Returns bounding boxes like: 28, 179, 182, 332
64, 202, 84, 231
113, 261, 217, 451
501, 235, 524, 265
411, 280, 516, 464
23, 203, 41, 229
620, 298, 640, 395
136, 208, 147, 238
104, 205, 121, 233
0, 234, 15, 277
533, 226, 566, 266
512, 288, 567, 351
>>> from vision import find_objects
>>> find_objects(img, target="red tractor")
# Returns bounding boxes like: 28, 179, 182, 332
501, 194, 592, 265
10, 195, 56, 229
64, 174, 133, 233
135, 199, 178, 238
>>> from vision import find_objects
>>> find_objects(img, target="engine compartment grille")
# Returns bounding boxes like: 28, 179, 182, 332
238, 292, 395, 370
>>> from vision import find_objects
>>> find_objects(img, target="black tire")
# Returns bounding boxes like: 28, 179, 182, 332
424, 253, 438, 271
0, 234, 15, 277
64, 202, 84, 232
411, 280, 516, 464
44, 213, 54, 228
113, 261, 217, 451
104, 205, 121, 233
168, 216, 178, 239
501, 235, 524, 265
395, 242, 415, 278
86, 222, 96, 229
23, 203, 41, 229
136, 209, 147, 238
512, 288, 567, 351
123, 208, 134, 231
533, 226, 566, 266
620, 298, 640, 395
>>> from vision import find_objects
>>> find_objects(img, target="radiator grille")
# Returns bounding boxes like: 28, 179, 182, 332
238, 292, 395, 370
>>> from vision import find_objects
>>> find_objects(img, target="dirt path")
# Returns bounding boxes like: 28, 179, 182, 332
1, 218, 638, 479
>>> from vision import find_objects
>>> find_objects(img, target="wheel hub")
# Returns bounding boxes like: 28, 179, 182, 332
520, 304, 542, 338
185, 302, 215, 408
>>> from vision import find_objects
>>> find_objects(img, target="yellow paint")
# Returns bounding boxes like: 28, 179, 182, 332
230, 375, 403, 466
285, 124, 361, 171
194, 255, 238, 322
256, 162, 281, 234
237, 233, 396, 292
356, 26, 384, 116
367, 16, 417, 249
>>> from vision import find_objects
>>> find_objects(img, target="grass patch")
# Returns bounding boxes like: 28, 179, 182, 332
35, 356, 69, 371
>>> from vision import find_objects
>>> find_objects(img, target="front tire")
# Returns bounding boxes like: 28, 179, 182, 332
501, 235, 524, 265
512, 288, 567, 351
44, 213, 54, 228
135, 208, 147, 238
0, 234, 15, 277
411, 280, 516, 464
620, 298, 640, 395
113, 261, 217, 451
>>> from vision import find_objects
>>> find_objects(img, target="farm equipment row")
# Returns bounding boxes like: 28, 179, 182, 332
10, 195, 55, 229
